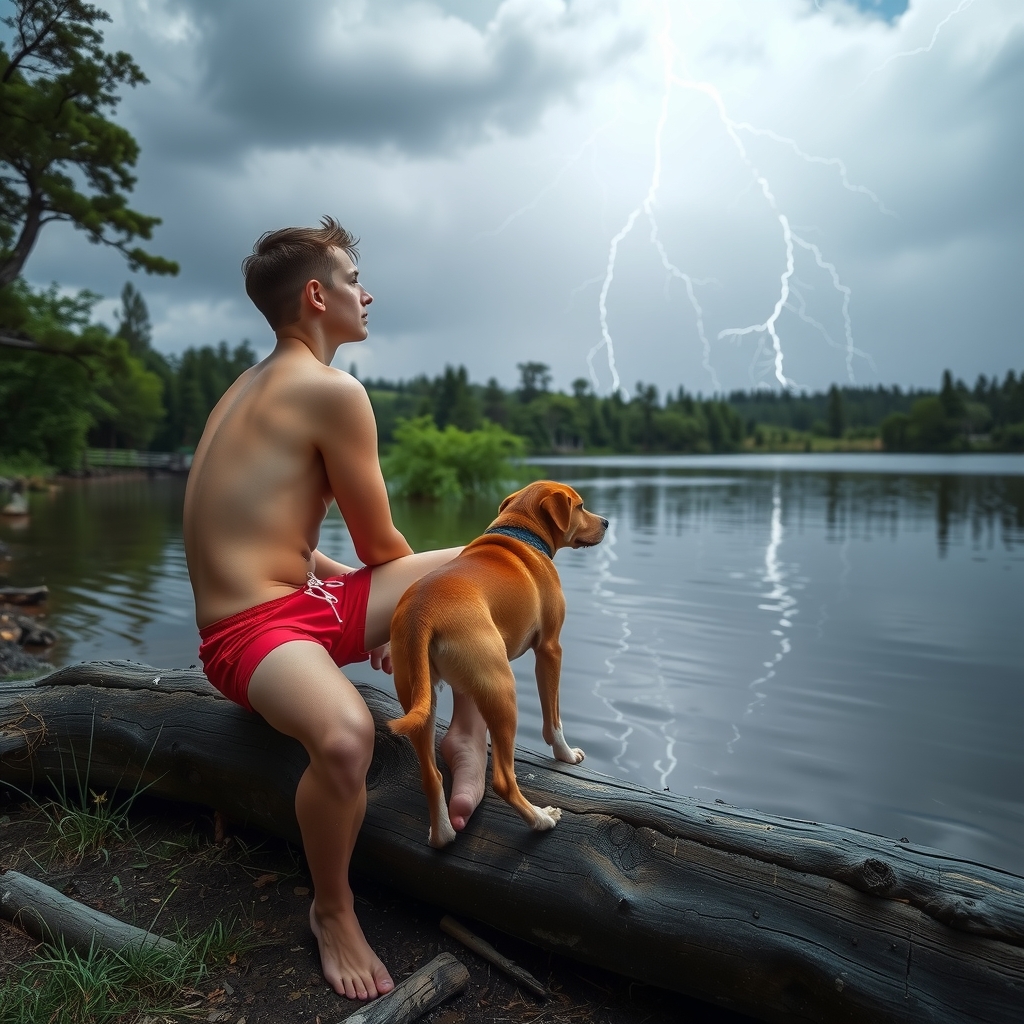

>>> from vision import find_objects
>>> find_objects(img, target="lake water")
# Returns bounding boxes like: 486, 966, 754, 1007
3, 454, 1023, 875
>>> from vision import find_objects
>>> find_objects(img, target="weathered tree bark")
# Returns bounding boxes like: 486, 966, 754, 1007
1, 662, 1023, 1024
343, 953, 469, 1024
0, 870, 177, 955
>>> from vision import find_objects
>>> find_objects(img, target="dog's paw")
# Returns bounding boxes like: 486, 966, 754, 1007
531, 805, 562, 831
428, 821, 457, 848
556, 746, 585, 765
550, 728, 585, 765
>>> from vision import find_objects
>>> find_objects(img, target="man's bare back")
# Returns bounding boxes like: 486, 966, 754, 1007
184, 344, 405, 628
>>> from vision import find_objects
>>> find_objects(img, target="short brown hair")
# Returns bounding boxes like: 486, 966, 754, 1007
242, 216, 360, 330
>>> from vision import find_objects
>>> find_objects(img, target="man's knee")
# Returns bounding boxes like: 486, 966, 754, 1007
311, 704, 375, 794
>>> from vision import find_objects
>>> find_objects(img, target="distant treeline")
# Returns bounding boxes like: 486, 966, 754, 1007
363, 362, 1024, 455
3, 280, 1022, 472
363, 362, 747, 454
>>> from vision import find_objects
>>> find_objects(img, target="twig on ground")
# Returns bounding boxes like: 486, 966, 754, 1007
441, 915, 548, 999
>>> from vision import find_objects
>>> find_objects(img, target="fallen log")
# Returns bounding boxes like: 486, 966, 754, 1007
0, 869, 177, 955
343, 952, 469, 1024
1, 661, 1023, 1024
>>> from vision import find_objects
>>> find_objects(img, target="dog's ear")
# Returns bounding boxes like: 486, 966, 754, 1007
541, 490, 573, 535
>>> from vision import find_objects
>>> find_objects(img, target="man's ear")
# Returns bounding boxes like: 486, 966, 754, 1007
541, 490, 572, 535
305, 278, 328, 312
498, 488, 522, 513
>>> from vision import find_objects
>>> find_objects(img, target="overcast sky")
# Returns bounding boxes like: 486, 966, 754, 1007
17, 0, 1024, 396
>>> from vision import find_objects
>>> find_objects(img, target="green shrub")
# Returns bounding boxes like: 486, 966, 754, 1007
992, 421, 1024, 452
0, 451, 54, 479
383, 416, 526, 500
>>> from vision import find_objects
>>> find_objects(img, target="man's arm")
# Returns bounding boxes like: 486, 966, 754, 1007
313, 373, 413, 567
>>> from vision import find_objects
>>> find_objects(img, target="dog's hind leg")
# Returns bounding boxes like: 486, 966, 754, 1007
535, 637, 584, 765
467, 655, 562, 832
407, 694, 457, 849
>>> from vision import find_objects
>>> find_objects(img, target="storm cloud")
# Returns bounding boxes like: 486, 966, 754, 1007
17, 0, 1024, 395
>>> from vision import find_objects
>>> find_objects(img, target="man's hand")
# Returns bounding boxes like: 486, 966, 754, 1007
368, 642, 393, 674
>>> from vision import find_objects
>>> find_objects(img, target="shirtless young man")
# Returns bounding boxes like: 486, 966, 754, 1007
182, 217, 488, 1001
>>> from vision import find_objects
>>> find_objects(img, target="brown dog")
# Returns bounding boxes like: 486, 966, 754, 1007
388, 480, 608, 847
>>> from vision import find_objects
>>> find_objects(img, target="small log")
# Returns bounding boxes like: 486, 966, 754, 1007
2, 662, 1024, 1024
342, 953, 469, 1024
0, 585, 48, 605
0, 869, 177, 955
440, 915, 547, 998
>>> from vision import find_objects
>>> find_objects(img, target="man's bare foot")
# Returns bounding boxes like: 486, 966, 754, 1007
441, 708, 488, 832
309, 901, 394, 1000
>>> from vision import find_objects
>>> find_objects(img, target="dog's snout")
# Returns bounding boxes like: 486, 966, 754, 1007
599, 517, 609, 528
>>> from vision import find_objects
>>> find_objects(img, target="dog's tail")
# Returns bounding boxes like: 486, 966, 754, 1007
388, 603, 434, 738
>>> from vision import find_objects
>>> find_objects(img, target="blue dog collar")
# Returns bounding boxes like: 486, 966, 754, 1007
483, 525, 553, 559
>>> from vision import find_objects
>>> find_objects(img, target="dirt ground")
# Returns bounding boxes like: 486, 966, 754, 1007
0, 787, 757, 1024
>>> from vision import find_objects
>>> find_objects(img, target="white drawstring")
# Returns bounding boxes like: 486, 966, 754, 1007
303, 571, 345, 623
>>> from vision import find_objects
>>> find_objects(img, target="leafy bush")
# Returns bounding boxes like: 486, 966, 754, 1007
0, 450, 54, 479
383, 416, 525, 500
992, 421, 1024, 452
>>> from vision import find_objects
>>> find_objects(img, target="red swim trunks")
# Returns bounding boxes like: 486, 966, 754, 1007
198, 568, 373, 712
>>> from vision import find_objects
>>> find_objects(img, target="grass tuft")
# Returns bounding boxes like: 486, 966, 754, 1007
43, 788, 135, 862
0, 937, 203, 1024
0, 917, 264, 1024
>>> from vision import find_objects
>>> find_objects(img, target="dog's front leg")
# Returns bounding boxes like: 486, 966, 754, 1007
535, 637, 584, 765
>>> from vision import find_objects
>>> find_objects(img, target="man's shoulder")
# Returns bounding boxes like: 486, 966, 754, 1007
262, 351, 366, 400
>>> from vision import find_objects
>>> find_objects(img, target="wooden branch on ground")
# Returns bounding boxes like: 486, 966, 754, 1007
440, 915, 547, 998
0, 869, 177, 955
1, 662, 1023, 1023
342, 953, 469, 1024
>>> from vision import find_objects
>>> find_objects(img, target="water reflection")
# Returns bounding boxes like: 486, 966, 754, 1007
3, 456, 1023, 874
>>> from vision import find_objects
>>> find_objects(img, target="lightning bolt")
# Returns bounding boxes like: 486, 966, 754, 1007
859, 0, 978, 89
730, 123, 896, 217
478, 112, 620, 239
590, 3, 884, 395
589, 7, 718, 396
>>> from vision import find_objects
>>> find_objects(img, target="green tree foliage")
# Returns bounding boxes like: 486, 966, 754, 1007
0, 0, 178, 286
105, 278, 257, 451
433, 363, 481, 431
826, 384, 846, 438
363, 364, 1024, 457
516, 361, 552, 403
382, 416, 526, 500
880, 368, 1024, 452
0, 280, 256, 466
729, 384, 919, 432
366, 366, 747, 455
0, 279, 163, 467
115, 280, 150, 356
151, 340, 256, 451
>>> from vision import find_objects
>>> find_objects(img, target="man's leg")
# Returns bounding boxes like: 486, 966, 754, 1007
364, 548, 489, 831
247, 640, 392, 1001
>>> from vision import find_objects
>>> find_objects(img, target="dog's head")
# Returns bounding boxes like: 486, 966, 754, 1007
497, 480, 607, 553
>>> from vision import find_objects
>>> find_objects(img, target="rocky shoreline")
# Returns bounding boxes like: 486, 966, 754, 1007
0, 555, 55, 677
